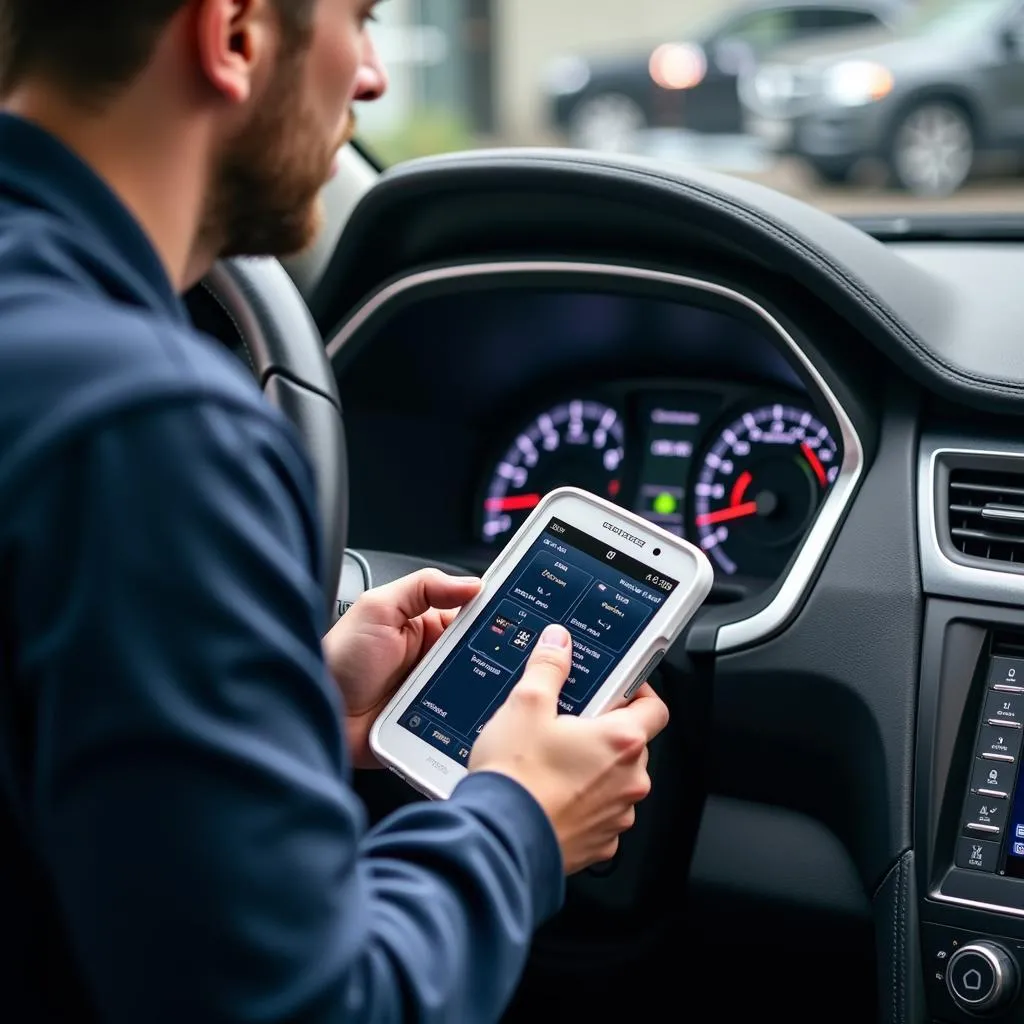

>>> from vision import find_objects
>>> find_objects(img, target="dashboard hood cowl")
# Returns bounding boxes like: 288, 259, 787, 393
319, 147, 1022, 412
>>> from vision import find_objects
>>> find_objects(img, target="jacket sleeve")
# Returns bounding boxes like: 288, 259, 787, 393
11, 398, 564, 1023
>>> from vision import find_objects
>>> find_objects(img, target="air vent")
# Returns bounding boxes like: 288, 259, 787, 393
948, 466, 1024, 565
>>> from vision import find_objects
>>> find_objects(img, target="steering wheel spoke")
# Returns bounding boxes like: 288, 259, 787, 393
193, 258, 347, 617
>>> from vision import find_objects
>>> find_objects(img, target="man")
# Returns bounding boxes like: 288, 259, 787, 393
0, 1, 669, 1021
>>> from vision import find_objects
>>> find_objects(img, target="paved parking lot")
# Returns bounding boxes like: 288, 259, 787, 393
631, 130, 1024, 217
747, 157, 1024, 216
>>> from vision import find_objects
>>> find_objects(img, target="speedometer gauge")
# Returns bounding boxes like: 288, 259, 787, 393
481, 400, 625, 543
693, 403, 839, 577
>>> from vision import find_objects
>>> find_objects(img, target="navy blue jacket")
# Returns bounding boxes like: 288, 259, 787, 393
0, 112, 563, 1023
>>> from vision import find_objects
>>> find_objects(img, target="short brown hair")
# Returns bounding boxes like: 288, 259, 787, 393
0, 0, 316, 100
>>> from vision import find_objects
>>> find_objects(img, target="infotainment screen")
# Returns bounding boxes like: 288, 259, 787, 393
395, 516, 678, 765
1004, 780, 1024, 878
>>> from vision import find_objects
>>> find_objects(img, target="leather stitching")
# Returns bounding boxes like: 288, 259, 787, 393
890, 855, 900, 1024
196, 280, 258, 376
897, 852, 908, 1024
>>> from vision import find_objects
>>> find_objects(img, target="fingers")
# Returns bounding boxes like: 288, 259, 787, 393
606, 685, 670, 743
577, 838, 619, 874
630, 682, 658, 703
365, 569, 482, 621
510, 624, 573, 711
438, 607, 461, 629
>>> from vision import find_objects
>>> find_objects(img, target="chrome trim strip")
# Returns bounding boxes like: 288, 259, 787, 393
919, 440, 1024, 606
930, 890, 1024, 919
983, 505, 1024, 523
326, 260, 865, 653
345, 548, 374, 590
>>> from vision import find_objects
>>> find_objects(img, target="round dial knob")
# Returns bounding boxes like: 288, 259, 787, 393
946, 941, 1019, 1015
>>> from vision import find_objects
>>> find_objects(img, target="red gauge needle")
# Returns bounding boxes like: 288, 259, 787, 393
485, 493, 542, 513
801, 442, 828, 486
696, 501, 759, 527
730, 470, 754, 507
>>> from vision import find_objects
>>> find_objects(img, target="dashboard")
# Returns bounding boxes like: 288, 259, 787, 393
310, 147, 1024, 1022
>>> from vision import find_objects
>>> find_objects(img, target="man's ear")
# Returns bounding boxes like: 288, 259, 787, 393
194, 0, 275, 105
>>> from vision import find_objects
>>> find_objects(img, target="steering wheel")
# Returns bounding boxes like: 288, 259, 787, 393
190, 258, 348, 617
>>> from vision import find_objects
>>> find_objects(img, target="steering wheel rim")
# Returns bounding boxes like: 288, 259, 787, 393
195, 257, 347, 617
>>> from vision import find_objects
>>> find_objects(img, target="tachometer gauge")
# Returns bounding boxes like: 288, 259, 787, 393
693, 403, 839, 577
481, 400, 625, 543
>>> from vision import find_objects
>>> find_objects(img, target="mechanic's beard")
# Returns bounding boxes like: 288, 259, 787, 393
200, 64, 352, 260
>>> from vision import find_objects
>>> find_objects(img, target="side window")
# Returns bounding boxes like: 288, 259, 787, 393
799, 8, 883, 31
1001, 1, 1024, 57
720, 8, 798, 53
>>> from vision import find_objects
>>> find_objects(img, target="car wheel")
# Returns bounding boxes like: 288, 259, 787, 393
888, 101, 974, 197
568, 93, 647, 152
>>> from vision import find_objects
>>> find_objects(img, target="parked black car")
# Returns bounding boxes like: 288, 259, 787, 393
741, 0, 1024, 195
543, 0, 909, 151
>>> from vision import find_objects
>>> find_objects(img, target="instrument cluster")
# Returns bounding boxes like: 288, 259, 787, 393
478, 382, 841, 586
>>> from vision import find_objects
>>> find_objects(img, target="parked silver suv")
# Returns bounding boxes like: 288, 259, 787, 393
740, 0, 1024, 194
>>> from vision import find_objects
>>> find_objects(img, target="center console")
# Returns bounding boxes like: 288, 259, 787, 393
911, 440, 1024, 1022
918, 606, 1024, 1022
954, 650, 1024, 882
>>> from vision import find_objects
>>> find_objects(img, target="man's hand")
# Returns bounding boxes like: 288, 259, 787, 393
323, 569, 482, 768
470, 623, 669, 874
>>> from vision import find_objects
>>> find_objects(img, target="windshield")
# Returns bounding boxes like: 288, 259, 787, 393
358, 0, 1024, 217
900, 0, 1011, 36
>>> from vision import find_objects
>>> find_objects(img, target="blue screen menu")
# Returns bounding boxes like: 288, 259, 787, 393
398, 517, 680, 765
1003, 751, 1024, 876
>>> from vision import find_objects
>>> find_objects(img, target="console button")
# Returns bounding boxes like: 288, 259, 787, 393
971, 757, 1017, 797
985, 689, 1024, 727
989, 656, 1024, 690
964, 794, 1008, 836
948, 947, 998, 1007
956, 836, 1001, 872
978, 724, 1024, 762
946, 942, 1019, 1015
963, 822, 1002, 839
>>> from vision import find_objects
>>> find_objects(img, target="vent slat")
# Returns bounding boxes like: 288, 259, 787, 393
952, 527, 1024, 546
948, 467, 1024, 565
951, 480, 1024, 501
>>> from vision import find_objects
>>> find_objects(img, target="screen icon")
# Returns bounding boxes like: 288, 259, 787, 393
1014, 842, 1024, 856
1016, 824, 1024, 840
511, 628, 534, 650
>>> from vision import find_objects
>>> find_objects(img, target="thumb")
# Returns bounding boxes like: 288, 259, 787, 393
511, 624, 574, 712
361, 569, 482, 624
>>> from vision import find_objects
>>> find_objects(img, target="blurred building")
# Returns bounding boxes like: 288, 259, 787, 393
359, 0, 729, 149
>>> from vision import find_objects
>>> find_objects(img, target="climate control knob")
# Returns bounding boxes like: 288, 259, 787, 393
946, 941, 1019, 1015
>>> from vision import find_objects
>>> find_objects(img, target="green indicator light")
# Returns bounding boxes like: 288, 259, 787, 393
653, 492, 678, 516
